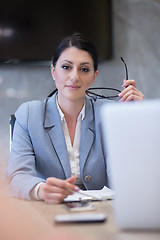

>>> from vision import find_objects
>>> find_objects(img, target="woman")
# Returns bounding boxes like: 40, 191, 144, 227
6, 33, 144, 204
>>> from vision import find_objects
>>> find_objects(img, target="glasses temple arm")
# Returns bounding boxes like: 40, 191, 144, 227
120, 57, 128, 80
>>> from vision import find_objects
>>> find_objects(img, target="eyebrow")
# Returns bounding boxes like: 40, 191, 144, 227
61, 60, 91, 66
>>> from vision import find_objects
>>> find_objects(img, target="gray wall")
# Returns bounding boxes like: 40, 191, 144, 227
97, 0, 160, 98
1, 0, 160, 178
113, 0, 160, 99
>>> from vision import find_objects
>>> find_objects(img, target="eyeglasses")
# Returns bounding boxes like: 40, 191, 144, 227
85, 57, 128, 101
120, 57, 128, 80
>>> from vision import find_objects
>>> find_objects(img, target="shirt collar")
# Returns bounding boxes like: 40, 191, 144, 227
56, 96, 85, 121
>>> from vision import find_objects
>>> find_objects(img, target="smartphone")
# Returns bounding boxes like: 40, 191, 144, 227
55, 213, 107, 223
64, 201, 96, 212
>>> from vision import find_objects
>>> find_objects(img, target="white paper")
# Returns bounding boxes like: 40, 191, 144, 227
64, 186, 115, 202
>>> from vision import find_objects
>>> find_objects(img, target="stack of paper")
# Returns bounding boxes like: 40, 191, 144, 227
64, 186, 115, 202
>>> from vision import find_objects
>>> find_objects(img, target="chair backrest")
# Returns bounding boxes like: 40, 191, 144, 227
9, 114, 16, 151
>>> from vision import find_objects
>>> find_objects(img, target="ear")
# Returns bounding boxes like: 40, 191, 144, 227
51, 64, 55, 80
90, 70, 99, 87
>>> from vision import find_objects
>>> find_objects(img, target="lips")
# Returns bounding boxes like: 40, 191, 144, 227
66, 85, 80, 89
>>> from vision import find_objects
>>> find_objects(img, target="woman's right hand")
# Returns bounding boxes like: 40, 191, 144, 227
37, 176, 79, 204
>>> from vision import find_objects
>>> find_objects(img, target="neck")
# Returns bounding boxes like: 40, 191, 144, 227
57, 94, 85, 121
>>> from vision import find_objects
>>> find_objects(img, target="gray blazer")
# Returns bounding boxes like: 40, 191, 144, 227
6, 93, 109, 200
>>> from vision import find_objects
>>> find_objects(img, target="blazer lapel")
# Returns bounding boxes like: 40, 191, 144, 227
43, 95, 71, 179
80, 98, 95, 171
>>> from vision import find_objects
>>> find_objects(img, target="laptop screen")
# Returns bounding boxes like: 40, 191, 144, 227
100, 100, 160, 230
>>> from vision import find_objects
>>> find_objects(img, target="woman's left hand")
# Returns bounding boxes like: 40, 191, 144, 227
118, 79, 144, 102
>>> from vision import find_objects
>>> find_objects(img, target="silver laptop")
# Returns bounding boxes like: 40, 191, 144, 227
101, 100, 160, 230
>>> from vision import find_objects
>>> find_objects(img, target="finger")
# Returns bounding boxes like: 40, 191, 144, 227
119, 86, 139, 101
124, 92, 144, 102
119, 85, 136, 98
63, 180, 79, 193
120, 89, 144, 102
122, 79, 136, 88
66, 176, 77, 183
65, 176, 80, 192
122, 79, 127, 87
44, 184, 73, 196
46, 177, 79, 193
43, 185, 70, 203
46, 177, 66, 188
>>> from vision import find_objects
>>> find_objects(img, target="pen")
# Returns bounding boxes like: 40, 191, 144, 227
78, 190, 101, 200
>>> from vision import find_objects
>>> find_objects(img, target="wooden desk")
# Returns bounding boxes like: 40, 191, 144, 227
4, 198, 160, 240
29, 200, 160, 240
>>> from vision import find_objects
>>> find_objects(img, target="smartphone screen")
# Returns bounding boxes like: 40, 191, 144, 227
64, 201, 96, 212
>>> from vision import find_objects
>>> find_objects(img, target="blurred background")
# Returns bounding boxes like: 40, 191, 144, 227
0, 0, 160, 179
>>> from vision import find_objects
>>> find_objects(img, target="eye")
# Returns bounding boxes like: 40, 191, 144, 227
61, 65, 71, 70
81, 67, 90, 73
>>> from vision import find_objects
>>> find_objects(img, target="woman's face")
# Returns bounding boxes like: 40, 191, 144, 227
51, 47, 98, 102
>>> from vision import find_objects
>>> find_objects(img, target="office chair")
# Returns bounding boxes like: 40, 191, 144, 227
9, 114, 16, 151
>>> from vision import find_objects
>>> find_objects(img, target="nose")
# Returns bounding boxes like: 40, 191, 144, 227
70, 68, 79, 82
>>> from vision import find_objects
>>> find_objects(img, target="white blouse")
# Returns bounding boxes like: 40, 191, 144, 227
56, 99, 85, 186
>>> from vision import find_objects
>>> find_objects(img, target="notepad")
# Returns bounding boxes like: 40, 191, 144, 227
64, 186, 115, 202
